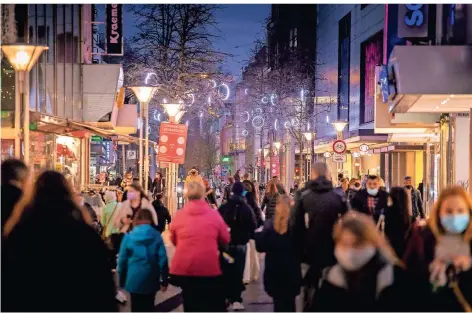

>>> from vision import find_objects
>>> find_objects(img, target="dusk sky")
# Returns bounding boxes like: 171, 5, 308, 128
120, 4, 271, 80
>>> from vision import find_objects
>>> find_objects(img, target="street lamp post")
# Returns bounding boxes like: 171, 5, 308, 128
303, 132, 316, 181
161, 100, 184, 215
129, 86, 158, 192
1, 44, 48, 164
331, 120, 348, 178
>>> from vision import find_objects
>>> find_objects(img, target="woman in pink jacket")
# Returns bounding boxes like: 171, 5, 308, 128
170, 181, 230, 312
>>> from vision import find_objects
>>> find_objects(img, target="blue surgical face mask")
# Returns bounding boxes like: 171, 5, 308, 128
440, 213, 470, 234
367, 188, 379, 196
242, 190, 248, 197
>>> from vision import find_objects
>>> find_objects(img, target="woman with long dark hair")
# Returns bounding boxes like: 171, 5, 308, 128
261, 180, 280, 220
384, 187, 412, 258
2, 170, 117, 312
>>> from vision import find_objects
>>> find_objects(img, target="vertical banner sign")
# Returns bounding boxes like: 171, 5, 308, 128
270, 156, 280, 177
158, 123, 188, 164
91, 5, 100, 64
106, 4, 123, 55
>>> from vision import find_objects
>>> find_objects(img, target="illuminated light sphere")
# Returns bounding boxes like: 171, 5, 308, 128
207, 95, 211, 105
218, 83, 230, 100
291, 118, 300, 127
209, 79, 217, 88
274, 119, 278, 130
241, 111, 250, 123
255, 107, 262, 114
185, 120, 189, 127
199, 110, 204, 118
270, 93, 278, 106
245, 88, 249, 95
352, 152, 360, 158
261, 96, 269, 104
187, 93, 195, 106
284, 121, 291, 129
252, 116, 264, 128
147, 125, 151, 135
242, 130, 249, 137
153, 110, 161, 122
144, 72, 158, 85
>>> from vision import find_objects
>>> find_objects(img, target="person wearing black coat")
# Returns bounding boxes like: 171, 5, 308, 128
218, 182, 257, 310
1, 159, 27, 229
261, 180, 281, 221
255, 195, 301, 312
290, 163, 348, 310
351, 175, 389, 223
2, 171, 117, 312
384, 187, 412, 259
152, 195, 172, 233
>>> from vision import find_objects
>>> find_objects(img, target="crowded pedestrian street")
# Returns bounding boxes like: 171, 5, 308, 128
2, 2, 472, 312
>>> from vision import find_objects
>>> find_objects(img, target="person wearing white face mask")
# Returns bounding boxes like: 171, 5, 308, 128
404, 186, 472, 312
351, 175, 389, 223
311, 212, 410, 312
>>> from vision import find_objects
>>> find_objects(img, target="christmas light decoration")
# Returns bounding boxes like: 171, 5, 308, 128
153, 110, 161, 122
270, 93, 277, 106
261, 95, 269, 104
274, 119, 278, 130
241, 111, 250, 123
284, 121, 291, 129
244, 88, 249, 95
144, 72, 158, 85
291, 118, 300, 127
209, 79, 217, 88
242, 130, 249, 137
252, 116, 264, 128
218, 83, 230, 100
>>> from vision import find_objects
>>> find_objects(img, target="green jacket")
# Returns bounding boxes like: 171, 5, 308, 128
101, 201, 120, 237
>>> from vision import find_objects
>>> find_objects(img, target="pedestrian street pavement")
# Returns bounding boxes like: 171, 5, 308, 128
117, 230, 303, 312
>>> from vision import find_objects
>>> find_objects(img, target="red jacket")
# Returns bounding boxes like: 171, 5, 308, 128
170, 199, 230, 277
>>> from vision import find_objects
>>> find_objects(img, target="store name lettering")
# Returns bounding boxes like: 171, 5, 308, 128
110, 4, 120, 44
404, 4, 424, 27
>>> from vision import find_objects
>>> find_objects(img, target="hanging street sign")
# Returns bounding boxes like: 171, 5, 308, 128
332, 140, 347, 154
333, 153, 347, 163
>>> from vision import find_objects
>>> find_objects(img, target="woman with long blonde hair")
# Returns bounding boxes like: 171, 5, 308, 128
311, 212, 409, 312
255, 195, 301, 312
404, 186, 472, 312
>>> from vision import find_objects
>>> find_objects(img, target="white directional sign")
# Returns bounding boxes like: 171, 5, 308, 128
332, 153, 347, 163
127, 150, 137, 160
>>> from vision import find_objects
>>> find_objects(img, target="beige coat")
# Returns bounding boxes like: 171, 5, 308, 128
114, 198, 157, 232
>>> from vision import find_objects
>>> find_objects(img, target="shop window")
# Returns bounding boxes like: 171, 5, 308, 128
56, 135, 81, 191
29, 132, 55, 179
360, 31, 383, 124
1, 139, 15, 161
1, 60, 15, 127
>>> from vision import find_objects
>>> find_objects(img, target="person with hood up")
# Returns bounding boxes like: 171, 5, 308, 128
255, 194, 301, 312
290, 162, 348, 310
403, 186, 472, 312
152, 194, 172, 233
170, 181, 230, 312
218, 182, 257, 311
1, 159, 28, 229
118, 209, 169, 312
311, 212, 410, 312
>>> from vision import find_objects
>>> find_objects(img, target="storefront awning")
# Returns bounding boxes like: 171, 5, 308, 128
388, 46, 472, 113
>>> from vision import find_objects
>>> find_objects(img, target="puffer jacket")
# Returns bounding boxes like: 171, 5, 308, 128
118, 224, 169, 294
261, 193, 279, 220
290, 176, 348, 267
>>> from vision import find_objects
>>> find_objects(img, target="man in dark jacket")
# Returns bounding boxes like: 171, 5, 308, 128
290, 162, 348, 310
152, 194, 172, 233
222, 176, 235, 204
404, 176, 425, 221
1, 159, 27, 228
218, 182, 257, 311
351, 175, 389, 223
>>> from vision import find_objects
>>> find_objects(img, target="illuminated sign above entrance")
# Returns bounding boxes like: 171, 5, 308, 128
398, 4, 429, 39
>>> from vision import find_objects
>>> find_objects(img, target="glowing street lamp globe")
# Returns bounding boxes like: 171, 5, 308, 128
1, 44, 48, 72
331, 120, 348, 133
162, 102, 184, 119
129, 86, 158, 104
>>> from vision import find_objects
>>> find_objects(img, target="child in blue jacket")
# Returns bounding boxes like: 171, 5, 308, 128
118, 209, 169, 312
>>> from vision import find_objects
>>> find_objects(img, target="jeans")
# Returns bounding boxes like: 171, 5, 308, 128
130, 293, 155, 312
222, 244, 247, 303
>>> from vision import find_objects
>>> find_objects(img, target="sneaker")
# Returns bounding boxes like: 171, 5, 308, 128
232, 302, 245, 311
